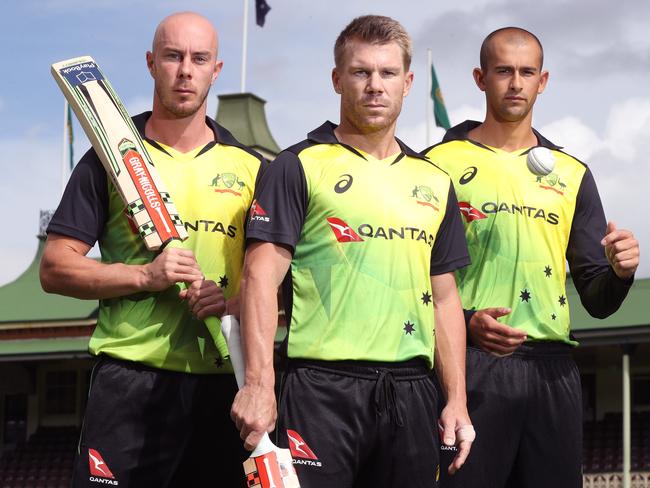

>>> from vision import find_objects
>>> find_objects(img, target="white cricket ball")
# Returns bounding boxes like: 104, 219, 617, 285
527, 147, 556, 176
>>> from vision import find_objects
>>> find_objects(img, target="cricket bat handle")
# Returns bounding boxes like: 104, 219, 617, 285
221, 315, 275, 457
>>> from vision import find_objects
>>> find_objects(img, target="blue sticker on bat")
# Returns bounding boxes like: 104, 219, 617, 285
59, 61, 104, 87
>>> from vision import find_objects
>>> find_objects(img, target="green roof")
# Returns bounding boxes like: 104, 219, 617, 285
0, 336, 90, 358
0, 237, 97, 324
216, 92, 280, 159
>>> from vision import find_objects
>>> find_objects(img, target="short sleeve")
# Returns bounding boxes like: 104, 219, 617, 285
46, 148, 108, 246
246, 150, 308, 252
429, 180, 471, 275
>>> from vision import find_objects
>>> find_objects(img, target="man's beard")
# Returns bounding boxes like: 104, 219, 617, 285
157, 84, 209, 118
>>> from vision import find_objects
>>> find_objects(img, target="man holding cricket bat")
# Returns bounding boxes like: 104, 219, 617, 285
232, 15, 474, 487
40, 12, 262, 487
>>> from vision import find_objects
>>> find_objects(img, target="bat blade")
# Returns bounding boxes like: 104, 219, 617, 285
50, 55, 188, 250
221, 316, 301, 488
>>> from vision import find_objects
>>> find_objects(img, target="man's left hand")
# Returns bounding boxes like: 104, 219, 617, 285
602, 221, 640, 280
180, 279, 226, 319
439, 401, 475, 475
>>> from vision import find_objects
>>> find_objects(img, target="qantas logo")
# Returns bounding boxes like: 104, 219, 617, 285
287, 429, 322, 467
88, 449, 118, 485
458, 202, 487, 222
249, 200, 270, 223
326, 217, 363, 242
459, 201, 559, 225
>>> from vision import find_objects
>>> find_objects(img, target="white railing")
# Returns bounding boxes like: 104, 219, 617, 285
583, 473, 650, 488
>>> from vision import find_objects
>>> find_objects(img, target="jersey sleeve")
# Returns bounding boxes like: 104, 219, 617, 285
246, 150, 308, 252
429, 180, 471, 276
46, 148, 108, 246
567, 167, 633, 318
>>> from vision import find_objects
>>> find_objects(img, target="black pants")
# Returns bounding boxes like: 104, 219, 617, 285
72, 356, 247, 487
276, 359, 440, 488
439, 343, 582, 488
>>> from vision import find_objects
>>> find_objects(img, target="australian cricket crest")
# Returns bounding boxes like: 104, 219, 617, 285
412, 185, 440, 211
536, 172, 567, 196
211, 172, 246, 196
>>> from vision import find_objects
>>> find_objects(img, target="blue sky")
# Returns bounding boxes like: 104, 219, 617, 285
1, 0, 649, 285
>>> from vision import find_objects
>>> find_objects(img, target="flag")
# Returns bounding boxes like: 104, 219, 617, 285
255, 0, 271, 27
430, 63, 451, 130
66, 102, 75, 170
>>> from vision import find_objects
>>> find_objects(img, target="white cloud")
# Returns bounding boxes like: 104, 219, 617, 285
541, 99, 650, 278
602, 98, 650, 163
539, 117, 603, 162
0, 134, 62, 286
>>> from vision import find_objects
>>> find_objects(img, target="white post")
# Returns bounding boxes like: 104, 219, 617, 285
61, 100, 68, 195
622, 352, 631, 488
426, 48, 433, 147
240, 0, 249, 93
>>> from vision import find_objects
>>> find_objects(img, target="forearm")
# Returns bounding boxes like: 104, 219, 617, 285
434, 288, 467, 404
40, 238, 147, 300
240, 269, 278, 390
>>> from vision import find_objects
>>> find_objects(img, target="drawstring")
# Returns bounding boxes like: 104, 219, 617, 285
374, 370, 404, 427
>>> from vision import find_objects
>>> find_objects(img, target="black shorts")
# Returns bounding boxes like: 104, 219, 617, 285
71, 355, 247, 488
276, 359, 440, 488
438, 343, 582, 488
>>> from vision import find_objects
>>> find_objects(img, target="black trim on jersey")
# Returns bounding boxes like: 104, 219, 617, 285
48, 112, 264, 246
567, 167, 633, 318
246, 150, 308, 252
422, 120, 563, 155
131, 113, 173, 157
429, 181, 471, 276
308, 121, 429, 164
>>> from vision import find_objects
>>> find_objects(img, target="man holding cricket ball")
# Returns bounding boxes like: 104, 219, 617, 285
41, 12, 263, 487
424, 27, 640, 488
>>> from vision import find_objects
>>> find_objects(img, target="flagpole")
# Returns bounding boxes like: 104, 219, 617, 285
61, 99, 68, 196
241, 0, 249, 93
426, 48, 433, 147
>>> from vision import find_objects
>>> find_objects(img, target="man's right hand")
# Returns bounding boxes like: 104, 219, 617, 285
468, 307, 526, 356
231, 384, 277, 451
142, 248, 203, 292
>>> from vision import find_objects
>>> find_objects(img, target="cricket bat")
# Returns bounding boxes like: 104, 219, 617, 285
51, 56, 232, 358
221, 316, 300, 488
50, 55, 187, 251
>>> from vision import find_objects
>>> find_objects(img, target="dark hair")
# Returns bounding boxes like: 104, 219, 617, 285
480, 27, 544, 70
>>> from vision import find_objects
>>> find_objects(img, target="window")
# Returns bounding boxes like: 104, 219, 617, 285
45, 371, 77, 415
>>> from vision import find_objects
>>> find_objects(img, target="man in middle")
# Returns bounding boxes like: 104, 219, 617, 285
232, 15, 473, 487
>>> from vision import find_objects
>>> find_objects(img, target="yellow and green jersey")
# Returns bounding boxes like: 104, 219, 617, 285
247, 122, 469, 367
48, 112, 264, 373
424, 120, 633, 344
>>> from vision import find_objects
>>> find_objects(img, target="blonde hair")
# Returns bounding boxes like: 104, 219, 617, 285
334, 15, 412, 70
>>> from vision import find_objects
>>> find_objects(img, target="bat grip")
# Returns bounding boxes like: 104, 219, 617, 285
221, 315, 275, 456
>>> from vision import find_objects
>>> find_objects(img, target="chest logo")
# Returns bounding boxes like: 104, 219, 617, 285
536, 172, 567, 196
458, 202, 487, 222
412, 185, 439, 211
326, 217, 363, 242
459, 166, 478, 185
211, 172, 246, 196
334, 174, 353, 194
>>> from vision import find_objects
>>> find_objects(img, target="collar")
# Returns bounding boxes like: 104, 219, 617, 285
307, 121, 428, 162
442, 120, 563, 151
131, 111, 252, 157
